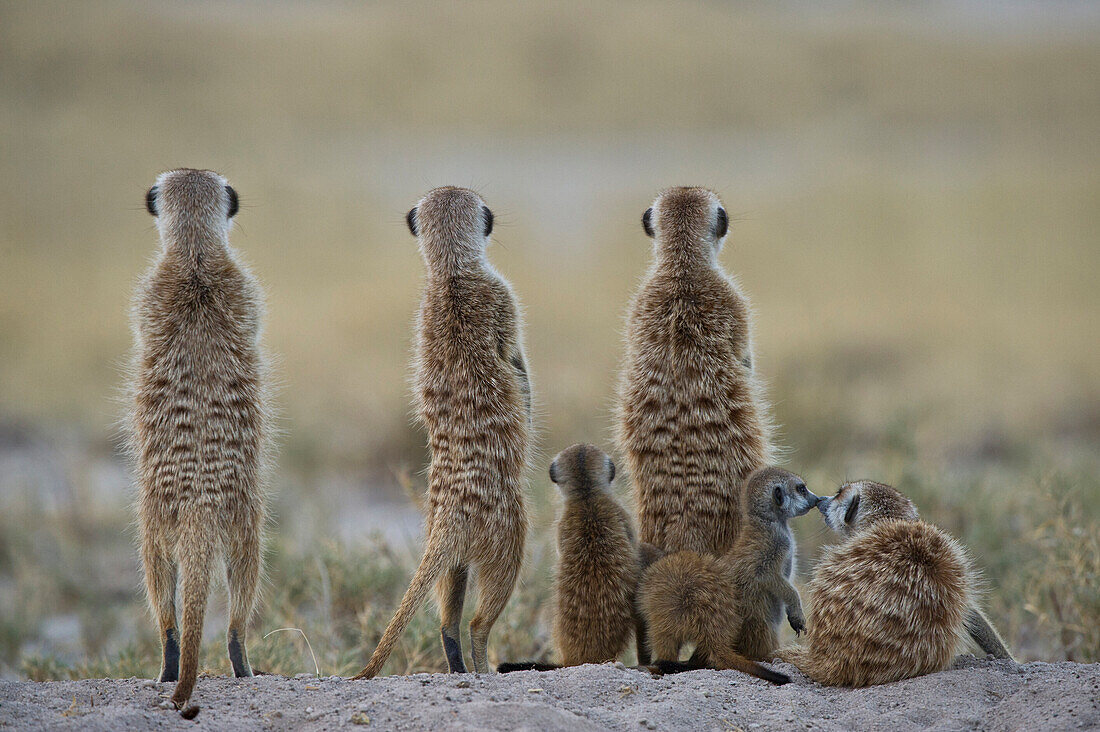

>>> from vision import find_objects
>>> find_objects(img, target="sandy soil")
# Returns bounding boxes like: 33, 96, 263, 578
1, 656, 1096, 731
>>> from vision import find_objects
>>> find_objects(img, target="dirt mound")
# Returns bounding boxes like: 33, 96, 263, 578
1, 656, 1096, 730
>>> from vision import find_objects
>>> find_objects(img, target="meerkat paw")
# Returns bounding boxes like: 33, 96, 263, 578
787, 610, 806, 636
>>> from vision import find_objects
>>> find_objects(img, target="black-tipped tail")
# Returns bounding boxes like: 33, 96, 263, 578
497, 661, 561, 673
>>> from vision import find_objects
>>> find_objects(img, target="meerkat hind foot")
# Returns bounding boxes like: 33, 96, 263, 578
158, 628, 180, 682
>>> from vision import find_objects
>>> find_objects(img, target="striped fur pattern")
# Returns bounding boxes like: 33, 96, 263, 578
128, 169, 270, 712
352, 187, 530, 679
617, 187, 772, 559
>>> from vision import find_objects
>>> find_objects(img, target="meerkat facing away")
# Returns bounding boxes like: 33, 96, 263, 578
352, 187, 531, 679
780, 481, 1014, 687
128, 170, 270, 712
617, 187, 772, 560
638, 467, 818, 683
498, 445, 637, 672
550, 444, 639, 666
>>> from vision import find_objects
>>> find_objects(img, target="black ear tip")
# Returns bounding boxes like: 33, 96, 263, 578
608, 459, 616, 483
145, 186, 158, 216
482, 205, 493, 237
406, 207, 418, 236
226, 185, 239, 218
642, 208, 654, 237
548, 462, 559, 484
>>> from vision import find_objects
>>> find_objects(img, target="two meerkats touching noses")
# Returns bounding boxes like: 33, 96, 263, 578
126, 178, 1013, 713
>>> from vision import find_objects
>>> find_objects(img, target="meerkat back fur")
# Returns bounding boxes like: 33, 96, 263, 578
128, 169, 270, 712
780, 481, 1013, 687
617, 187, 772, 560
352, 187, 531, 679
638, 467, 818, 684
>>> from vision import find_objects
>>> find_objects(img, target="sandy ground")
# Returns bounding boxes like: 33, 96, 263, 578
0, 656, 1096, 731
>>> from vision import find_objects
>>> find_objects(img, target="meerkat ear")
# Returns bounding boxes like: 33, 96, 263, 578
145, 186, 158, 217
715, 207, 728, 238
642, 207, 654, 238
482, 206, 494, 238
548, 460, 560, 485
226, 186, 239, 218
608, 458, 616, 483
844, 494, 861, 525
406, 207, 418, 237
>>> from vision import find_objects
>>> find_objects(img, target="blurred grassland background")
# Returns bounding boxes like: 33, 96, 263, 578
1, 0, 1098, 679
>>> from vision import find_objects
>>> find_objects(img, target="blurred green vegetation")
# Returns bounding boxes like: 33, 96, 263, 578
1, 0, 1097, 678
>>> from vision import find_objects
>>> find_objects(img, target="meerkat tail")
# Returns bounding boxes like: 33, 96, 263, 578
351, 537, 451, 680
710, 648, 791, 685
170, 526, 214, 711
497, 661, 562, 673
965, 606, 1014, 661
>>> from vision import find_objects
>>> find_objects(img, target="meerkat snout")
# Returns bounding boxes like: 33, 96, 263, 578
770, 473, 820, 518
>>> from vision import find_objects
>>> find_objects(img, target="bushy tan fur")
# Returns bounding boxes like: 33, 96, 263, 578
127, 169, 270, 711
780, 481, 1008, 687
352, 187, 530, 679
638, 467, 817, 684
617, 187, 771, 559
550, 444, 638, 666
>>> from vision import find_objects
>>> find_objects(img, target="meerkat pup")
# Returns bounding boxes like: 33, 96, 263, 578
638, 467, 818, 684
499, 445, 638, 672
128, 169, 270, 712
780, 481, 1014, 687
617, 187, 771, 559
352, 187, 531, 679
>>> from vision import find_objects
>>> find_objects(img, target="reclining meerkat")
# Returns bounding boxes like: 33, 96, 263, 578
499, 444, 640, 672
352, 187, 531, 679
129, 169, 271, 713
638, 467, 819, 683
780, 481, 1014, 687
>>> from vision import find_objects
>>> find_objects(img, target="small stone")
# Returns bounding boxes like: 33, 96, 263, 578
158, 701, 173, 709
456, 680, 471, 688
141, 680, 157, 689
305, 706, 314, 714
350, 711, 371, 725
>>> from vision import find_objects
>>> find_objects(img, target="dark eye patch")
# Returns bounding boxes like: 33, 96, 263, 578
482, 205, 493, 237
642, 208, 654, 237
226, 186, 239, 218
145, 186, 158, 216
773, 485, 784, 505
844, 494, 861, 524
406, 207, 418, 236
715, 207, 728, 238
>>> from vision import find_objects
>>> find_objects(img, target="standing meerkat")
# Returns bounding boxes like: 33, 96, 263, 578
128, 169, 270, 712
638, 467, 818, 683
617, 187, 771, 559
352, 187, 531, 679
780, 481, 1014, 687
499, 444, 638, 672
